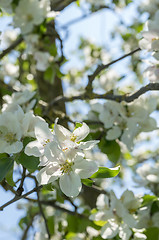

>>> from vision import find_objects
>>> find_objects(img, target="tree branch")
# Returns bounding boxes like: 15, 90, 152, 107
0, 37, 23, 60
16, 167, 26, 196
36, 183, 51, 239
86, 47, 141, 92
48, 82, 159, 109
0, 185, 43, 211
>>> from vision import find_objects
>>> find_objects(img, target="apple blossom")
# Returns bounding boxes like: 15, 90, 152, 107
2, 90, 36, 112
37, 141, 98, 197
90, 190, 139, 240
0, 111, 23, 154
54, 119, 99, 152
13, 0, 47, 34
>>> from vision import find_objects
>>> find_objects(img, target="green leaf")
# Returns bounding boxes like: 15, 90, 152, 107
145, 227, 159, 240
0, 157, 14, 182
47, 216, 54, 235
90, 166, 120, 178
18, 151, 39, 173
81, 178, 94, 187
142, 195, 157, 207
98, 137, 120, 164
5, 165, 16, 187
74, 122, 83, 130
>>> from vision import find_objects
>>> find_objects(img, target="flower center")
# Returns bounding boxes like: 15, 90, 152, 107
43, 139, 51, 147
0, 126, 17, 144
60, 160, 73, 174
4, 132, 17, 143
26, 14, 34, 22
70, 134, 77, 142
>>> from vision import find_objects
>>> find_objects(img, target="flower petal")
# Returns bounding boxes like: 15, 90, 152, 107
36, 164, 60, 184
59, 171, 82, 197
25, 140, 43, 157
74, 158, 98, 179
101, 220, 119, 239
73, 122, 90, 141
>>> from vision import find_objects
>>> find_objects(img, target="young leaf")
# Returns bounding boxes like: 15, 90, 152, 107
0, 157, 14, 182
81, 178, 94, 187
18, 151, 39, 173
90, 166, 120, 178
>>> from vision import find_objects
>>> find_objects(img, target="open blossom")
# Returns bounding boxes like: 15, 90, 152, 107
13, 0, 47, 34
135, 162, 159, 194
0, 111, 23, 154
88, 97, 157, 151
25, 121, 54, 157
0, 0, 12, 13
54, 119, 99, 152
2, 90, 36, 112
37, 141, 98, 197
90, 190, 139, 240
34, 51, 53, 71
139, 10, 159, 59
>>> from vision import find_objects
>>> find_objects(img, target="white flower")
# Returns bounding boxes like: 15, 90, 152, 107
98, 69, 119, 91
13, 0, 47, 34
24, 34, 39, 54
139, 10, 159, 58
2, 90, 36, 112
90, 190, 139, 240
22, 112, 46, 138
37, 141, 98, 197
135, 162, 159, 194
1, 29, 19, 48
34, 51, 53, 71
0, 0, 12, 13
25, 121, 54, 157
54, 119, 99, 151
137, 206, 159, 229
0, 111, 23, 154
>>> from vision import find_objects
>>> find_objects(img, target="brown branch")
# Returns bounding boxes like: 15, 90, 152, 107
86, 47, 141, 92
0, 37, 23, 60
16, 167, 26, 196
48, 83, 159, 108
21, 214, 36, 240
25, 197, 87, 218
36, 183, 51, 239
0, 185, 43, 211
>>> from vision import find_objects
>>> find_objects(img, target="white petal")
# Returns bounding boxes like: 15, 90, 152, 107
36, 165, 59, 184
119, 223, 132, 240
59, 171, 82, 197
78, 140, 99, 150
101, 220, 119, 239
54, 119, 71, 142
74, 158, 98, 179
25, 140, 43, 157
5, 141, 23, 154
35, 121, 53, 144
73, 122, 90, 141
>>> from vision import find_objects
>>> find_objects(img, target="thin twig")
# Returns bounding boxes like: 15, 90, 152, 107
86, 47, 141, 92
36, 182, 51, 239
25, 197, 87, 218
0, 37, 23, 59
16, 167, 26, 196
0, 185, 43, 211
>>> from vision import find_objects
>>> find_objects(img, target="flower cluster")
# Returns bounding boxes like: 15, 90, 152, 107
26, 119, 99, 197
88, 97, 157, 151
0, 90, 99, 197
89, 189, 159, 240
135, 162, 159, 194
